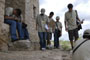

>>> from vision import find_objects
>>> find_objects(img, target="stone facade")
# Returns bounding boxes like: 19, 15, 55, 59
0, 0, 39, 51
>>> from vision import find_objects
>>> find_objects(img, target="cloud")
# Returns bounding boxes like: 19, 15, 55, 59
74, 1, 90, 21
39, 0, 46, 5
40, 0, 90, 40
74, 0, 89, 6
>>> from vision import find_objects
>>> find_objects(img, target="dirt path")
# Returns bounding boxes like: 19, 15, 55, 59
0, 49, 72, 60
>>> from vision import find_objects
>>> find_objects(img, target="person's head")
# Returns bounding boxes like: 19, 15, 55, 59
49, 12, 54, 18
40, 8, 45, 15
56, 16, 60, 21
13, 9, 22, 16
83, 29, 90, 39
67, 3, 73, 12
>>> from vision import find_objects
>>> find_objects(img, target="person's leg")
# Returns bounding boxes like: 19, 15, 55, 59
22, 27, 29, 39
57, 36, 59, 48
49, 32, 52, 44
47, 32, 51, 46
43, 32, 47, 48
55, 30, 59, 48
47, 32, 50, 45
54, 30, 58, 48
16, 22, 24, 40
74, 28, 79, 41
68, 30, 74, 49
4, 19, 18, 41
38, 32, 44, 49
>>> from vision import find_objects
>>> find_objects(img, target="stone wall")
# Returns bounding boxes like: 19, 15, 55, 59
0, 0, 40, 51
0, 0, 9, 51
25, 0, 39, 50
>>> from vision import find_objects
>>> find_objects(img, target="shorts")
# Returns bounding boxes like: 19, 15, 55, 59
68, 28, 79, 41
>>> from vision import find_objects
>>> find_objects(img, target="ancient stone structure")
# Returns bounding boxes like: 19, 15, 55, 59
0, 0, 39, 51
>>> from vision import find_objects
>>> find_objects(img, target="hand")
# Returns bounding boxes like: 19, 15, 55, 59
81, 19, 84, 24
60, 32, 62, 36
46, 29, 50, 32
65, 28, 68, 32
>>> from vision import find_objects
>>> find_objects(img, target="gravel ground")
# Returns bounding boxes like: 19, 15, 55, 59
0, 49, 72, 60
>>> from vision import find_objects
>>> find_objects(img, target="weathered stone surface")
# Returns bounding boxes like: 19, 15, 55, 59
14, 40, 30, 48
0, 0, 9, 51
25, 0, 40, 50
0, 49, 72, 60
8, 40, 31, 51
0, 0, 40, 51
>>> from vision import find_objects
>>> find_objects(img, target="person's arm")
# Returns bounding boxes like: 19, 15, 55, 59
45, 15, 49, 31
75, 10, 84, 24
4, 15, 19, 22
64, 13, 68, 32
4, 15, 15, 20
60, 23, 62, 35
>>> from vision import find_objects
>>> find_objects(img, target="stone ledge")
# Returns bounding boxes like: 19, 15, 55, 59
8, 40, 31, 51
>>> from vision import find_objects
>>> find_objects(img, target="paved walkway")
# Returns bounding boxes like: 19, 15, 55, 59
0, 49, 72, 60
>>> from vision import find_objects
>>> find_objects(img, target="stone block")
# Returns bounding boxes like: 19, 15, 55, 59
9, 40, 31, 51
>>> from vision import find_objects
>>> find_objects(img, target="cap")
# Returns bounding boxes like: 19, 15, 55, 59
56, 16, 60, 19
83, 29, 90, 36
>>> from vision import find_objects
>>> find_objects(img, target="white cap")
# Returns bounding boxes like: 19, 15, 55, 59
56, 16, 60, 19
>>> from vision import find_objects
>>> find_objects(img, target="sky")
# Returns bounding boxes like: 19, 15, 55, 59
39, 0, 90, 40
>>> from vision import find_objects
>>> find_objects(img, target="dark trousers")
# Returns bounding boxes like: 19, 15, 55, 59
54, 29, 60, 48
22, 26, 29, 39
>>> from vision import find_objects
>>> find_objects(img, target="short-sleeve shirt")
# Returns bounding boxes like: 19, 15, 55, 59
55, 21, 62, 31
65, 10, 77, 30
12, 15, 22, 22
48, 18, 55, 32
36, 14, 49, 32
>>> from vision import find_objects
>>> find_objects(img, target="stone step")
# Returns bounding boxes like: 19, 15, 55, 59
8, 40, 31, 51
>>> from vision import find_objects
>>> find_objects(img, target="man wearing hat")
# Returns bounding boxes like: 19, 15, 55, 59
54, 16, 62, 49
72, 29, 90, 60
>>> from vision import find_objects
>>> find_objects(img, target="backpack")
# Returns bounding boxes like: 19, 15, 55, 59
75, 10, 82, 31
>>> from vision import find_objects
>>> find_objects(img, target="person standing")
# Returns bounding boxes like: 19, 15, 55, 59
36, 8, 49, 51
47, 12, 55, 49
54, 16, 62, 49
64, 3, 83, 49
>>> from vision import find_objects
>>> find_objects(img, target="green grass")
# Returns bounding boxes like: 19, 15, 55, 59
60, 40, 71, 50
51, 40, 71, 50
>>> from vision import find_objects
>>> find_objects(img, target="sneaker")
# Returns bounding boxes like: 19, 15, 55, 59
42, 48, 46, 51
